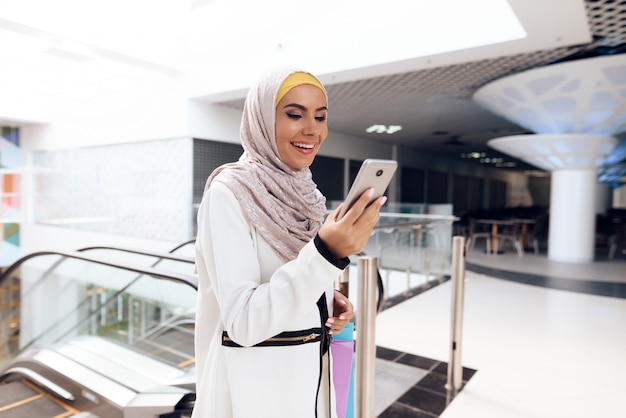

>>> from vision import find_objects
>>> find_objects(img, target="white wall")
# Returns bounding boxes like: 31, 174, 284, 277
187, 100, 395, 160
21, 76, 187, 152
187, 100, 241, 143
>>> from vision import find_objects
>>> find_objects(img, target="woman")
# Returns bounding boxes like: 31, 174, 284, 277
193, 67, 386, 418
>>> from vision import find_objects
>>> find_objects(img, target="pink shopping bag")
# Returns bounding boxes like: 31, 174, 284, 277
330, 322, 355, 418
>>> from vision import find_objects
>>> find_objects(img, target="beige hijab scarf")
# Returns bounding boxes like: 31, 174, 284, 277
204, 67, 328, 263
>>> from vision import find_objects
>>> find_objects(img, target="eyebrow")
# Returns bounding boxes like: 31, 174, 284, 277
282, 103, 328, 112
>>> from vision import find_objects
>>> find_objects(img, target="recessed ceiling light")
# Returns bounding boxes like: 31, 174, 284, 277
365, 124, 402, 134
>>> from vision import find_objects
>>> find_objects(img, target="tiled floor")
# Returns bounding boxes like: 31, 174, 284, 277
375, 347, 476, 417
365, 246, 626, 417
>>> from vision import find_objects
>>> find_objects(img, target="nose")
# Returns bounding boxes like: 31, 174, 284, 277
302, 116, 320, 136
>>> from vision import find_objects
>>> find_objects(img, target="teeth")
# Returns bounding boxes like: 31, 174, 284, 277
292, 142, 314, 149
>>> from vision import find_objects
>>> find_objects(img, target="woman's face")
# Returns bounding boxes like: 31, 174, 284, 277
275, 84, 328, 169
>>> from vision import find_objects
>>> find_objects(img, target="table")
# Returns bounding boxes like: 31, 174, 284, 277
477, 219, 517, 254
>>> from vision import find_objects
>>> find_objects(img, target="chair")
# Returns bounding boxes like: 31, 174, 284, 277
608, 222, 626, 260
523, 215, 548, 255
496, 221, 523, 257
466, 218, 491, 253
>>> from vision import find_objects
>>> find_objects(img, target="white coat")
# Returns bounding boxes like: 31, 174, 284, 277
193, 181, 343, 418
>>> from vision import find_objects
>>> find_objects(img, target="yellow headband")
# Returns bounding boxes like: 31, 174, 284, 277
276, 72, 327, 106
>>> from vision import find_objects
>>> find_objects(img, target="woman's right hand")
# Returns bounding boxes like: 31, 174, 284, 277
317, 188, 387, 259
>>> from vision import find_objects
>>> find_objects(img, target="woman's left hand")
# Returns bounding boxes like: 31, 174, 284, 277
326, 290, 354, 335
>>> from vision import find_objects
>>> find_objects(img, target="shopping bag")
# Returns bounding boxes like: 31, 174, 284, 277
331, 322, 355, 418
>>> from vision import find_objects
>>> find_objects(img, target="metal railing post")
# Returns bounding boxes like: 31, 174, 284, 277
335, 266, 350, 298
355, 256, 378, 418
446, 236, 466, 396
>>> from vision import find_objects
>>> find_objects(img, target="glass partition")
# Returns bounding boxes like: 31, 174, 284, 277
0, 252, 197, 371
350, 211, 458, 306
365, 213, 455, 276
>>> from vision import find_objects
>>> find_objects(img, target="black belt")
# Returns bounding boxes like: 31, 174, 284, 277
222, 327, 323, 348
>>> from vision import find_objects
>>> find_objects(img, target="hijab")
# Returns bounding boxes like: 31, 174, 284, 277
203, 67, 328, 263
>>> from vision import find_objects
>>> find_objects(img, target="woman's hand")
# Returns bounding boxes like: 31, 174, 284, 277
326, 290, 354, 335
318, 188, 387, 259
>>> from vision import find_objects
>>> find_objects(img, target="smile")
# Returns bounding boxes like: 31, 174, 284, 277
292, 142, 315, 150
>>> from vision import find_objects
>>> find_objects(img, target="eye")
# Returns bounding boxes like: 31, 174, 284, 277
286, 112, 302, 120
315, 115, 327, 122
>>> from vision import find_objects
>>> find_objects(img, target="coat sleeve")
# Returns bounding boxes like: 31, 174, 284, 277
196, 181, 345, 347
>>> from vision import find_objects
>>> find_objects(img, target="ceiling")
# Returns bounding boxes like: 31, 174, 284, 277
212, 0, 626, 174
0, 0, 624, 178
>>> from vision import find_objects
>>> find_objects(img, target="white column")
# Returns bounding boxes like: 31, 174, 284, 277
487, 134, 617, 264
472, 55, 626, 264
549, 170, 597, 263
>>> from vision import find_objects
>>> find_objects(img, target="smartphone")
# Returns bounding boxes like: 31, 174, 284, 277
336, 159, 398, 220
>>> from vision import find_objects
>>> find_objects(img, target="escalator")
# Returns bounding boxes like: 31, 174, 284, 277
0, 245, 199, 417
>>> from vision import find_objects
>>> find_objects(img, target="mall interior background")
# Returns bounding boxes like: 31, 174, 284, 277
1, 0, 625, 266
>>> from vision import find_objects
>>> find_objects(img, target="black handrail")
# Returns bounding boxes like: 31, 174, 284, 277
0, 250, 197, 290
168, 238, 196, 254
0, 246, 196, 328
77, 246, 195, 263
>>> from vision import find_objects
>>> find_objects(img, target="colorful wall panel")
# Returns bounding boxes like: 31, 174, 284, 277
0, 127, 20, 266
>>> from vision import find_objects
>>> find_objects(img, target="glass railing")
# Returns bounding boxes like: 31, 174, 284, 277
0, 251, 197, 371
352, 213, 458, 304
365, 213, 457, 276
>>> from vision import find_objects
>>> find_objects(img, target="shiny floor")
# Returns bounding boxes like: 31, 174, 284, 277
367, 245, 626, 417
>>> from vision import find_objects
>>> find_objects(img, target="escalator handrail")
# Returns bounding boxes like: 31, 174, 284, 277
77, 246, 195, 264
169, 238, 196, 254
0, 366, 75, 401
2, 250, 197, 359
0, 250, 198, 290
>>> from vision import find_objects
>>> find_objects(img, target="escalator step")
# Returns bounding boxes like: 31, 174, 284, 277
0, 380, 76, 418
0, 395, 70, 417
0, 381, 38, 405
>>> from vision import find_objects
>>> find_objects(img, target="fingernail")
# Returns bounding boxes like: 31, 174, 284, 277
326, 319, 334, 325
366, 188, 374, 197
339, 315, 345, 320
380, 196, 388, 205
